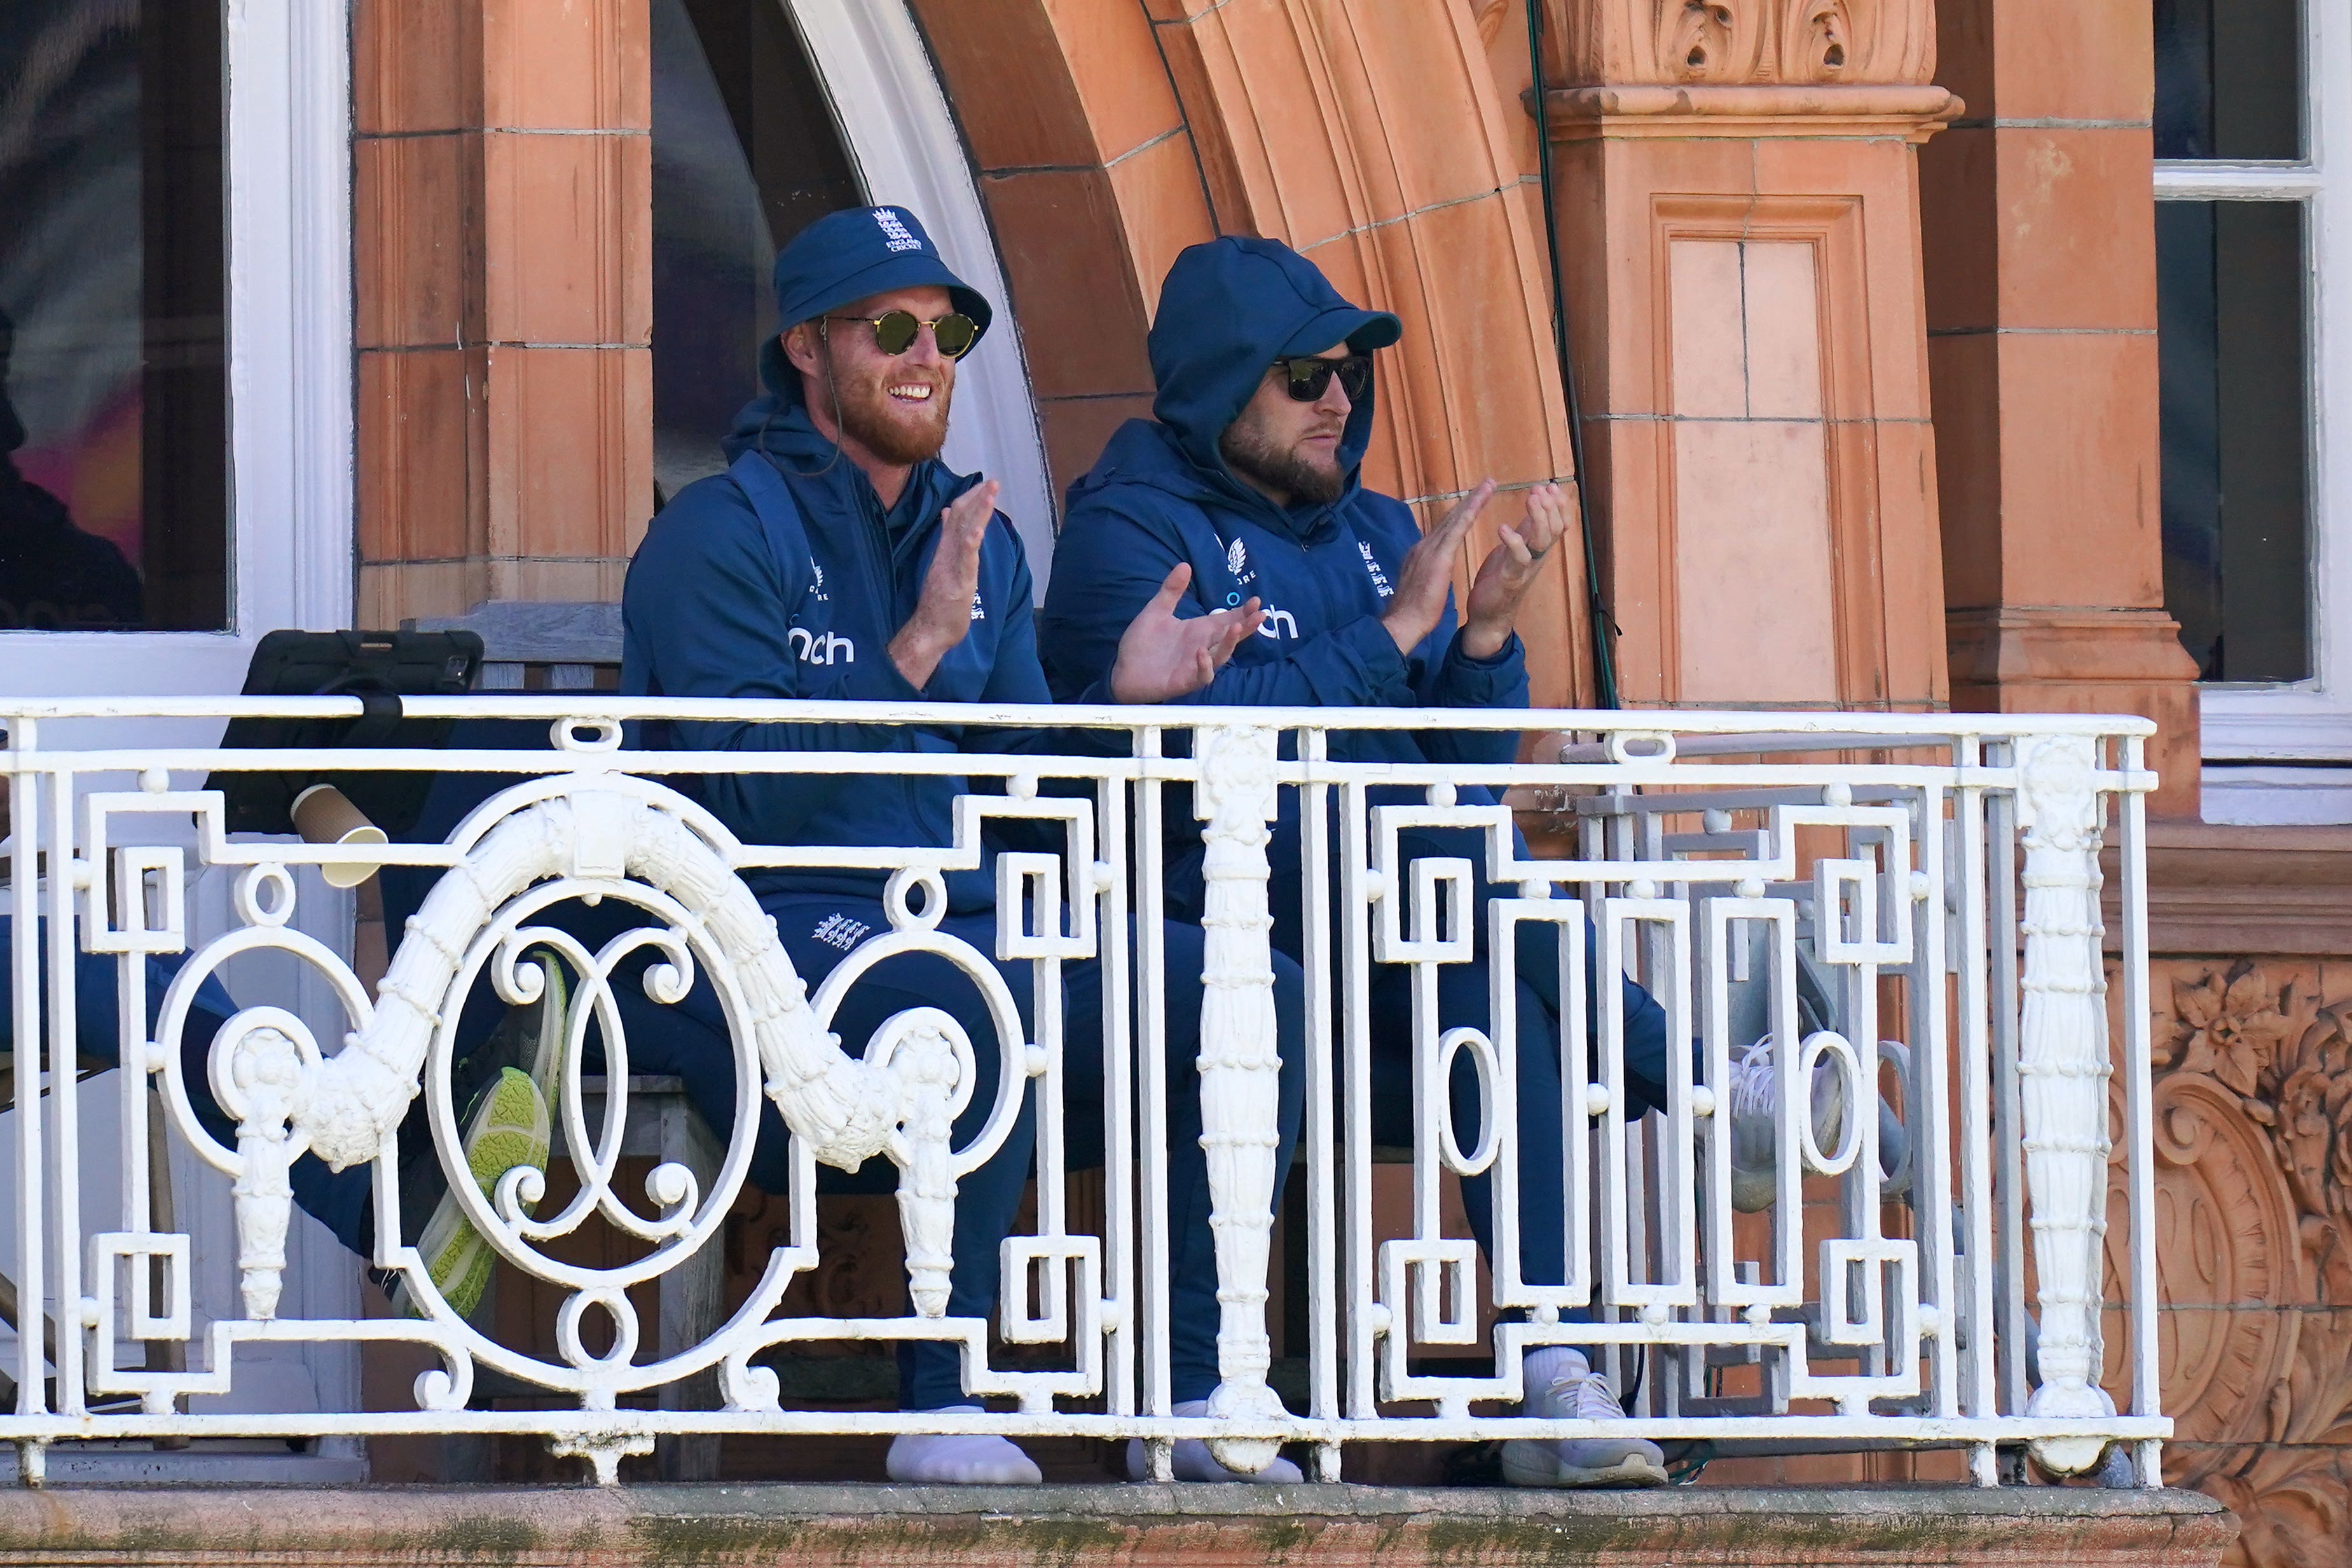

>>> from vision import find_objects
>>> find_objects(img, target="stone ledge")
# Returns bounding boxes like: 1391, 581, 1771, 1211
0, 1483, 2237, 1566
2102, 821, 2352, 957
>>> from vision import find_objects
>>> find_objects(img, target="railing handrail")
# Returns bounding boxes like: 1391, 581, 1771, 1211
0, 695, 2157, 739
0, 706, 2164, 1490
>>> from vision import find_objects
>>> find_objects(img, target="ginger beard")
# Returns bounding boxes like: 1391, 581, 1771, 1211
1217, 382, 1347, 506
816, 321, 953, 467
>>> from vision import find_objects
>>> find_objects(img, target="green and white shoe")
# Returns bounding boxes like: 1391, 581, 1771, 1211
394, 949, 571, 1323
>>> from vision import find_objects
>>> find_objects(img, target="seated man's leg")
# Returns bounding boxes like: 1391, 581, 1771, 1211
1363, 957, 1567, 1281
0, 916, 376, 1257
1061, 920, 1307, 1483
1363, 828, 1633, 1273
1364, 830, 1668, 1488
610, 896, 1042, 1481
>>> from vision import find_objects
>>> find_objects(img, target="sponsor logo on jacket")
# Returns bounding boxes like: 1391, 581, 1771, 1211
1359, 540, 1393, 600
1256, 605, 1299, 640
812, 913, 872, 951
788, 626, 856, 665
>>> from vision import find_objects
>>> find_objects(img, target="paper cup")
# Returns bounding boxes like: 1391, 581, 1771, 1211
291, 784, 387, 888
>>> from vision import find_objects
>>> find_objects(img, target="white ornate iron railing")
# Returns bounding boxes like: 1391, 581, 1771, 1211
0, 698, 2166, 1487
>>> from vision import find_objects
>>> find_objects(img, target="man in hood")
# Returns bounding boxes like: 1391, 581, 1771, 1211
1044, 236, 1810, 1488
622, 207, 1303, 1485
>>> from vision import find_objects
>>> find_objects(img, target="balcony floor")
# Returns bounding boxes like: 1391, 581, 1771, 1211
0, 1480, 2234, 1565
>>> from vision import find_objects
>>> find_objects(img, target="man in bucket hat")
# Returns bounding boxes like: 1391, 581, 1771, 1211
621, 207, 1304, 1484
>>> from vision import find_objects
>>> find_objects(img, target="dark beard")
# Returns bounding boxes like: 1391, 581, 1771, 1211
1218, 420, 1344, 505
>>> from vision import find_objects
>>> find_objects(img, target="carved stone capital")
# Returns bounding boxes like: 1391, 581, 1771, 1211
1539, 0, 1955, 135
1547, 0, 1937, 88
1545, 83, 1957, 136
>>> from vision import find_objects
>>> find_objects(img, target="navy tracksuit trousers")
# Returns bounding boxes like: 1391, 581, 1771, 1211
0, 915, 375, 1251
377, 736, 1308, 1410
1265, 824, 1689, 1306
585, 895, 1305, 1410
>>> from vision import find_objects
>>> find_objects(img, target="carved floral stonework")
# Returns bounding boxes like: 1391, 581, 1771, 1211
1544, 0, 1936, 88
2126, 958, 2352, 1568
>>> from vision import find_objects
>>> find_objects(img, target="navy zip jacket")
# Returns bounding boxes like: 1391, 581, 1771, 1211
621, 364, 1045, 913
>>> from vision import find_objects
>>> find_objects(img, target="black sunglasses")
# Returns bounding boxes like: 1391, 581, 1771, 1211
824, 309, 980, 359
1274, 353, 1372, 403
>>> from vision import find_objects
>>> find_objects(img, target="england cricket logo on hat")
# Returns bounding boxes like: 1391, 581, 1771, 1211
874, 209, 923, 254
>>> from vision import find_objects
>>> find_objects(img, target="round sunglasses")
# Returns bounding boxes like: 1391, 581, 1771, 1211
1274, 353, 1373, 403
823, 309, 980, 359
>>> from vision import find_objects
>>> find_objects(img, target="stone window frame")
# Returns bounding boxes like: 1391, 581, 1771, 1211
0, 3, 363, 1457
0, 0, 354, 703
2170, 0, 2352, 808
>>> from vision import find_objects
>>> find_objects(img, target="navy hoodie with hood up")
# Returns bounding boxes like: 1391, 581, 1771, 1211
1043, 237, 1670, 1069
1040, 237, 1526, 760
1039, 238, 1527, 912
621, 345, 1045, 914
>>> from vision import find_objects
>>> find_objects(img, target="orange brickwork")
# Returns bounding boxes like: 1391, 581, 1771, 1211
353, 0, 653, 628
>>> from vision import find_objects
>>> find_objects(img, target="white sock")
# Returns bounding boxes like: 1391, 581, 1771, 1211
1126, 1399, 1304, 1483
886, 1406, 1043, 1485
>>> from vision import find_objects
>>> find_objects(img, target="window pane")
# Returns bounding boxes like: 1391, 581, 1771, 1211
0, 2, 228, 631
652, 0, 862, 502
2158, 200, 2311, 683
2154, 0, 2302, 161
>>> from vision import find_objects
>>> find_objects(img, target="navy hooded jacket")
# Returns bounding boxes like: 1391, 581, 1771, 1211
1038, 238, 1527, 908
1039, 237, 1527, 760
621, 337, 1043, 914
1041, 237, 1667, 1063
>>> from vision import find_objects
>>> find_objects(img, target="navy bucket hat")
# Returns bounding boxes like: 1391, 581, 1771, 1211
757, 205, 994, 392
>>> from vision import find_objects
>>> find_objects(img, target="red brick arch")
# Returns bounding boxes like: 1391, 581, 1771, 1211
911, 0, 1598, 706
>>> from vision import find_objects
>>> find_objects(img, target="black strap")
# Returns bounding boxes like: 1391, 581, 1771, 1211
345, 688, 404, 749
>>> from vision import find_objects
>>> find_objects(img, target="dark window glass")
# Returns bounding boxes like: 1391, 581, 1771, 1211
652, 0, 862, 502
0, 2, 227, 631
2158, 200, 2311, 683
2154, 0, 2303, 161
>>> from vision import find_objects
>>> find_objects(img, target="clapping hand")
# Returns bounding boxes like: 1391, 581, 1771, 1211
1108, 564, 1265, 703
889, 479, 998, 689
1461, 481, 1569, 659
1379, 479, 1496, 654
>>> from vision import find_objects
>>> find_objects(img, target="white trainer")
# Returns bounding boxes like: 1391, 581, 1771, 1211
1500, 1347, 1668, 1489
1126, 1399, 1304, 1483
885, 1407, 1043, 1485
1724, 1033, 1912, 1213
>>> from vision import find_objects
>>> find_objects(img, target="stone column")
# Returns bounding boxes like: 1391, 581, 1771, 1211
1541, 1, 1955, 713
1190, 724, 1289, 1475
353, 0, 653, 626
2011, 734, 2119, 1476
1922, 1, 2199, 816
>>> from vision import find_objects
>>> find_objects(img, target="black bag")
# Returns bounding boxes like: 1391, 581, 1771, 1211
205, 629, 483, 837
